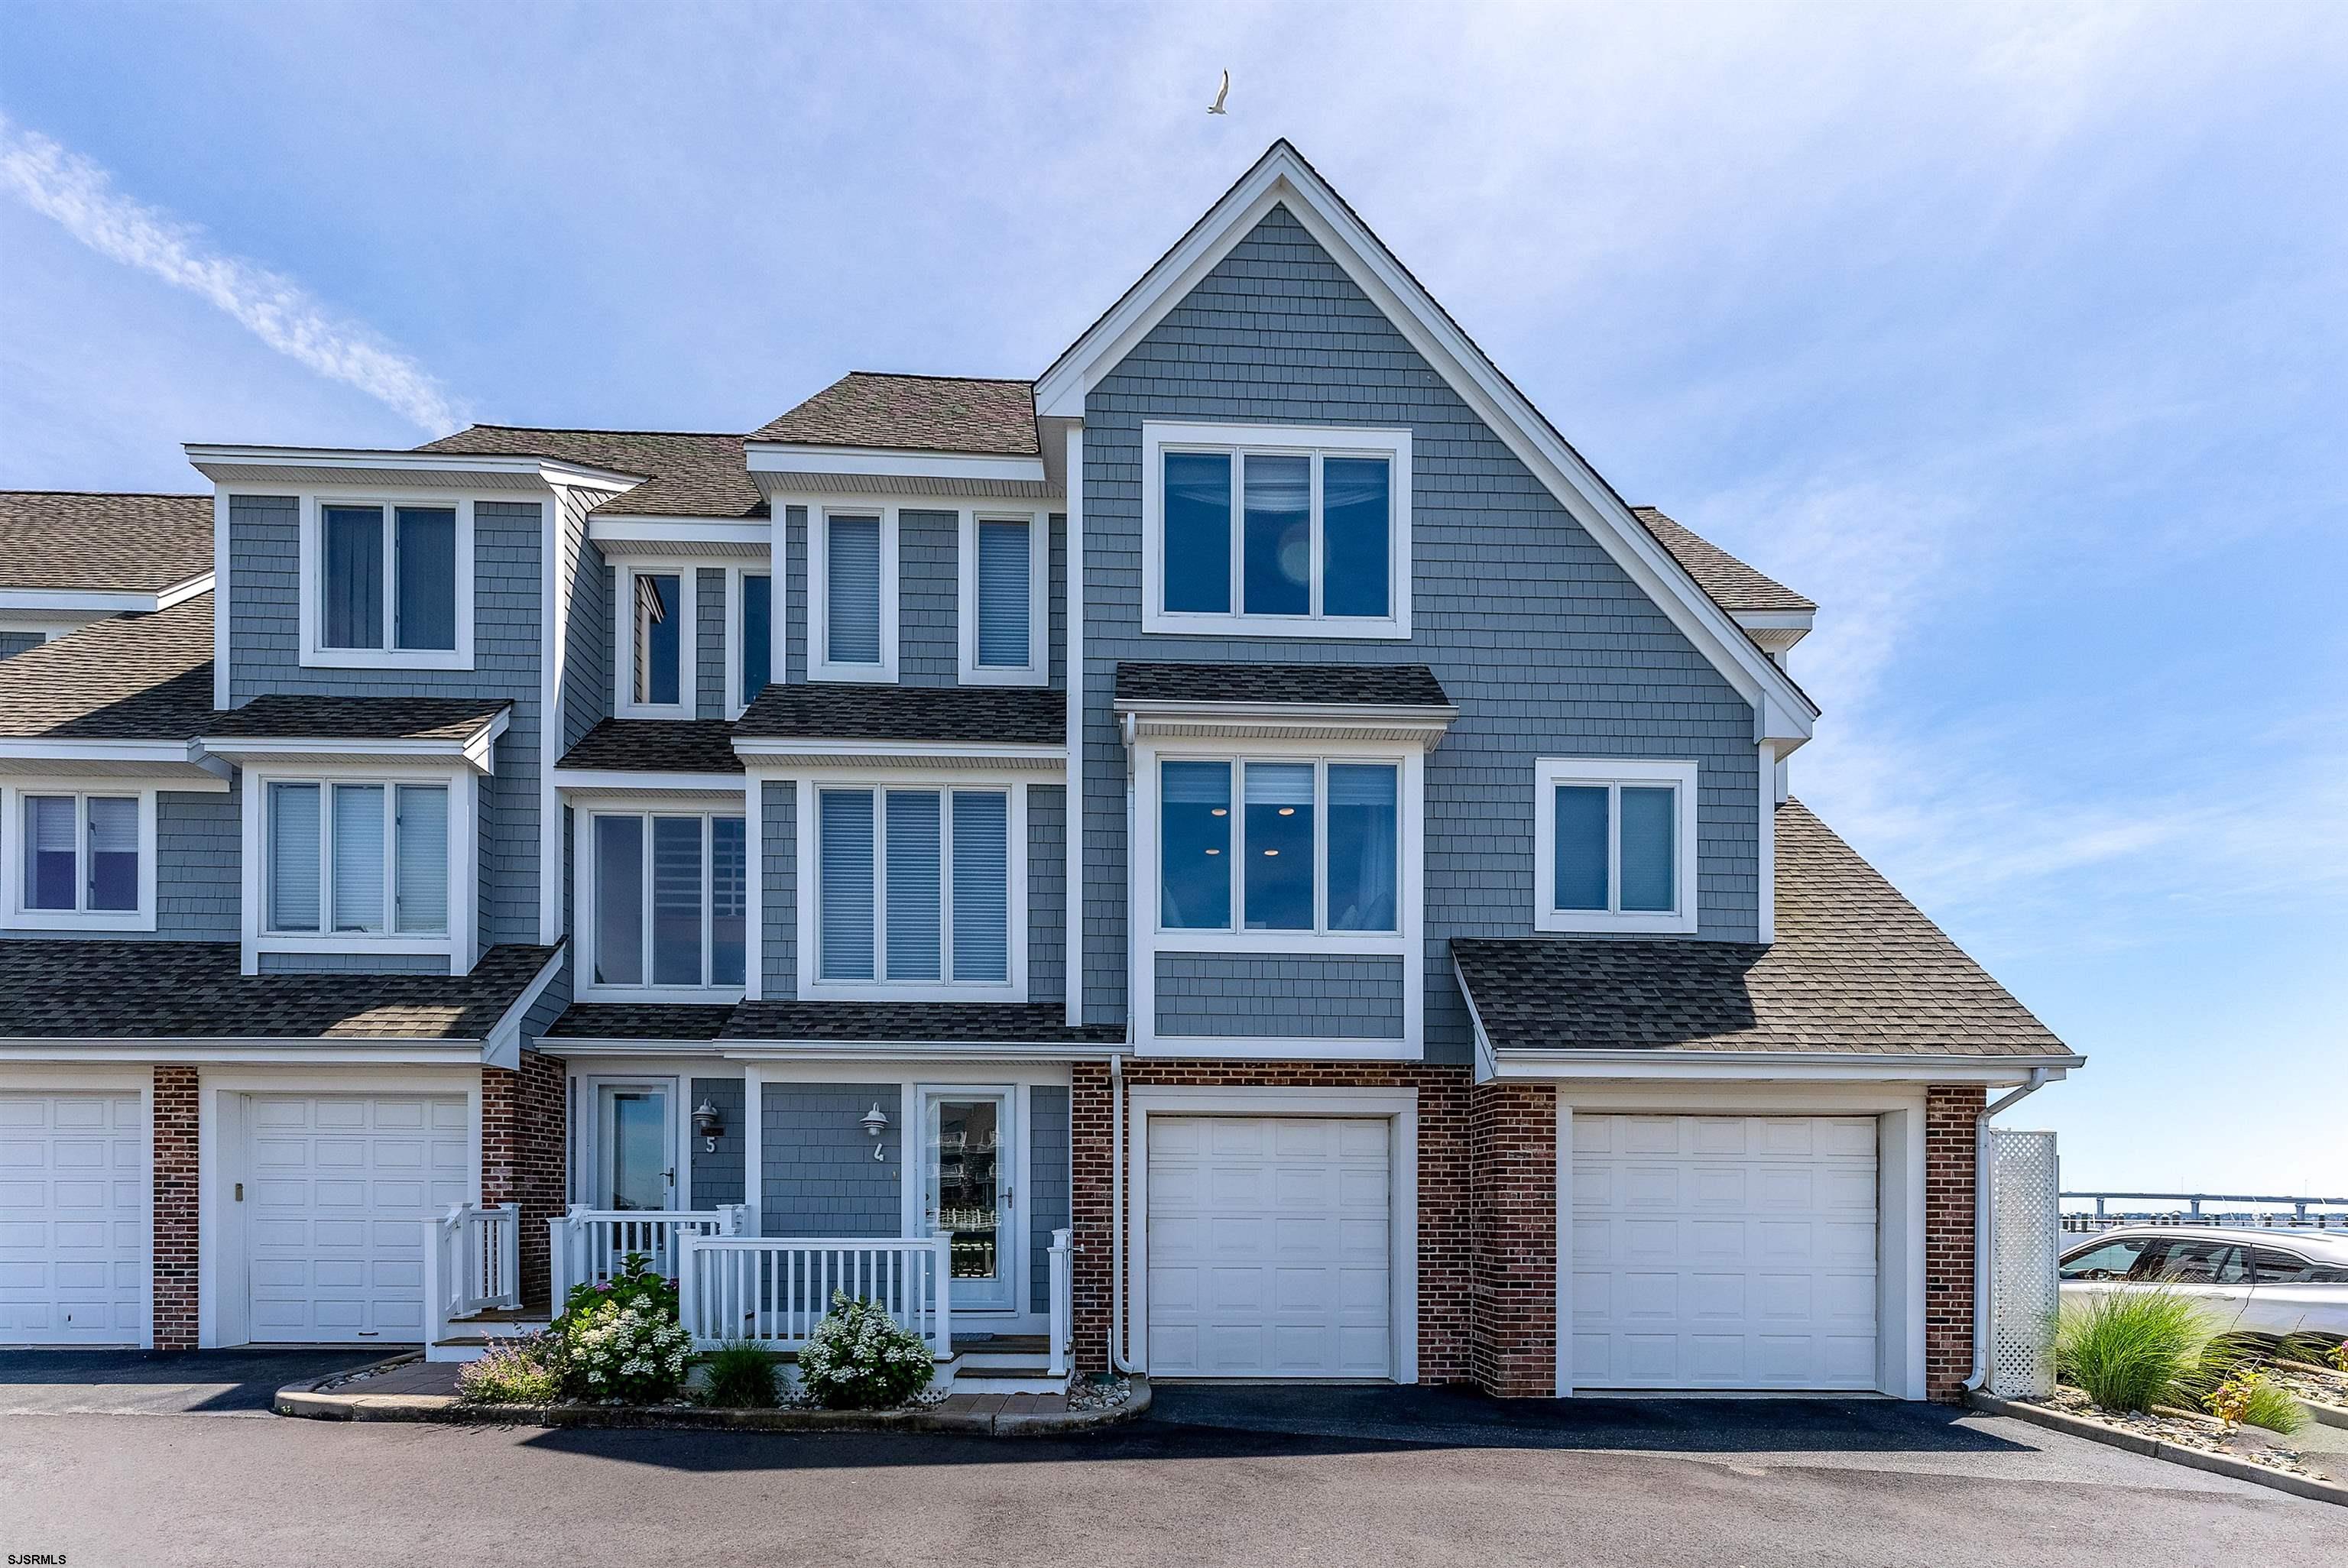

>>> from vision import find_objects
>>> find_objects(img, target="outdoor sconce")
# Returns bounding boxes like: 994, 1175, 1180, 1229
861, 1102, 890, 1161
692, 1098, 725, 1153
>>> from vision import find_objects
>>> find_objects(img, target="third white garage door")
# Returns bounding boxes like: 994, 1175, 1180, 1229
1146, 1116, 1392, 1378
1571, 1114, 1879, 1391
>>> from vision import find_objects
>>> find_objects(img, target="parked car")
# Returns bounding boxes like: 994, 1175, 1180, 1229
2058, 1226, 2348, 1340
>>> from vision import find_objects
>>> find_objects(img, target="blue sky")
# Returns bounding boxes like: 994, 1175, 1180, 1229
4, 2, 2341, 1196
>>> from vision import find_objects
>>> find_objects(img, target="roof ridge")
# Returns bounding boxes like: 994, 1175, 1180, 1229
838, 370, 1035, 387
435, 423, 748, 440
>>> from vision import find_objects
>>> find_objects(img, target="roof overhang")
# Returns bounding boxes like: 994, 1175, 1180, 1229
551, 769, 748, 795
184, 445, 643, 494
199, 708, 511, 774
0, 737, 231, 785
0, 1035, 504, 1067
1733, 609, 1814, 655
715, 1040, 1124, 1062
0, 573, 214, 615
733, 739, 1068, 771
1037, 142, 1817, 747
587, 516, 771, 559
744, 443, 1049, 491
1113, 697, 1458, 750
1479, 1048, 2084, 1085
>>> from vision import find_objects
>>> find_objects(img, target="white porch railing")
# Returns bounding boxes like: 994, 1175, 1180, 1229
676, 1233, 955, 1355
1047, 1227, 1072, 1378
423, 1201, 518, 1346
549, 1204, 750, 1304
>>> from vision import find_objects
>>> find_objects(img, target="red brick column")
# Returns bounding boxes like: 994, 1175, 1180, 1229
482, 1051, 566, 1309
1468, 1080, 1557, 1397
1925, 1084, 1986, 1403
151, 1064, 200, 1350
1069, 1061, 1115, 1374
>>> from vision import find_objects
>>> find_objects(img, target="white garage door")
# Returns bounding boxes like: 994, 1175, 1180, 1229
0, 1092, 148, 1345
245, 1094, 467, 1343
1572, 1114, 1878, 1391
1146, 1116, 1391, 1378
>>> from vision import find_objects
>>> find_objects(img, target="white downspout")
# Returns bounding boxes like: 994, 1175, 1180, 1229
1109, 707, 1141, 1374
1965, 1067, 2053, 1392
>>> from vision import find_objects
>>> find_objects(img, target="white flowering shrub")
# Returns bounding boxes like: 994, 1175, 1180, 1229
796, 1292, 935, 1409
560, 1296, 693, 1403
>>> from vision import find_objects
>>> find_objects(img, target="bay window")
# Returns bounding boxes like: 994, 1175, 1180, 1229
587, 809, 748, 992
811, 783, 1016, 992
302, 496, 472, 668
1158, 758, 1400, 935
1532, 758, 1700, 934
266, 780, 450, 936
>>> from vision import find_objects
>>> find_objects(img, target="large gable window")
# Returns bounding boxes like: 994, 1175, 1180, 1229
1143, 422, 1411, 639
1532, 758, 1700, 935
300, 496, 473, 669
803, 782, 1023, 997
585, 808, 747, 993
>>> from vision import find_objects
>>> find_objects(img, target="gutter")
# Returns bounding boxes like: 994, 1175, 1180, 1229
1964, 1067, 2054, 1394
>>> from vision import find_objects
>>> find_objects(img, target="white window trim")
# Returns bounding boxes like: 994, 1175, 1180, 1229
955, 507, 1049, 686
793, 773, 1029, 1002
0, 782, 159, 933
1532, 757, 1701, 935
575, 798, 751, 1003
1131, 736, 1423, 1059
806, 502, 900, 684
238, 762, 476, 975
722, 564, 775, 719
1140, 420, 1412, 640
295, 491, 477, 671
613, 561, 699, 719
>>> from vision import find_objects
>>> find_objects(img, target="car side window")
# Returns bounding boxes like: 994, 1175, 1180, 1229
2147, 1239, 2249, 1285
2250, 1248, 2315, 1283
2060, 1236, 2158, 1281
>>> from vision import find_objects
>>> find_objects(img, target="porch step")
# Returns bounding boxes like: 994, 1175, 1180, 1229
426, 1314, 551, 1362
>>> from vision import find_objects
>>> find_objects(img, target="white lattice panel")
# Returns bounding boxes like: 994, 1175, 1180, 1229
1990, 1129, 2060, 1398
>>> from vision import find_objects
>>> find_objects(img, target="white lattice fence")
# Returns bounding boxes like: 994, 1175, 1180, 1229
1990, 1129, 2061, 1398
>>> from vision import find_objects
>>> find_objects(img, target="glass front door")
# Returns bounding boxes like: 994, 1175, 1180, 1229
922, 1089, 1015, 1311
598, 1084, 675, 1211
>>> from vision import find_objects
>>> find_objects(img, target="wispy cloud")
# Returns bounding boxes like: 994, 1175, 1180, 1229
0, 112, 460, 433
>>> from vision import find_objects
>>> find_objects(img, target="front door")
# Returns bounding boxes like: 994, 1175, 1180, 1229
596, 1082, 676, 1212
921, 1088, 1016, 1313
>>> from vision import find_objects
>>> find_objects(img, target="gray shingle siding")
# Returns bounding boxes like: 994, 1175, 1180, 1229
761, 780, 795, 996
1153, 954, 1407, 1039
559, 494, 609, 751
225, 494, 546, 951
783, 507, 808, 685
258, 951, 453, 974
898, 509, 958, 686
1028, 1084, 1069, 1314
1027, 784, 1065, 1006
1079, 204, 1762, 1061
760, 1083, 901, 1236
1, 789, 240, 942
696, 567, 726, 718
689, 1076, 746, 1209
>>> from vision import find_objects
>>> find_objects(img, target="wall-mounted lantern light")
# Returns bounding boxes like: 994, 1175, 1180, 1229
692, 1098, 725, 1153
861, 1102, 890, 1161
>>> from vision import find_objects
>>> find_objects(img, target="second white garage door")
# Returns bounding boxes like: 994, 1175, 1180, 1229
1146, 1116, 1392, 1378
244, 1094, 467, 1343
0, 1091, 148, 1345
1572, 1114, 1879, 1391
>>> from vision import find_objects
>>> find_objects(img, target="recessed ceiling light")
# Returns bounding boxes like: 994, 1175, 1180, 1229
1263, 848, 1279, 856
1204, 848, 1220, 855
1210, 808, 1227, 817
1277, 806, 1295, 816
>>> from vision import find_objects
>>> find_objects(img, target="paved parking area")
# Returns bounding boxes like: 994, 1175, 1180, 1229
1, 1372, 2340, 1565
0, 1346, 388, 1415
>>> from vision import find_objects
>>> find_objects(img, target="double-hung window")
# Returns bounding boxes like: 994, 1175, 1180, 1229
1143, 422, 1411, 638
586, 809, 748, 992
958, 510, 1048, 684
811, 784, 1016, 993
265, 780, 451, 937
1532, 759, 1700, 934
809, 505, 897, 682
7, 790, 148, 928
616, 565, 696, 718
303, 497, 471, 668
1158, 759, 1400, 934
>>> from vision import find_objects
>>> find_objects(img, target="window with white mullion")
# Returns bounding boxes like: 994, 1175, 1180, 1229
589, 808, 746, 992
816, 785, 1011, 987
1532, 758, 1698, 935
16, 792, 139, 915
1156, 756, 1399, 938
264, 778, 450, 938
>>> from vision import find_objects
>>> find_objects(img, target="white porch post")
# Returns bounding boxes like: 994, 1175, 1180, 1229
741, 1064, 764, 1238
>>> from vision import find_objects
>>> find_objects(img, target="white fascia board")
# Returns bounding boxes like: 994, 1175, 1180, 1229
1115, 698, 1458, 750
1484, 1050, 2083, 1084
0, 738, 230, 786
186, 445, 644, 493
0, 1037, 496, 1066
712, 1040, 1126, 1062
552, 769, 749, 795
199, 712, 510, 775
744, 444, 1048, 485
0, 573, 213, 614
1035, 144, 1817, 741
732, 739, 1068, 769
480, 945, 568, 1071
588, 516, 773, 557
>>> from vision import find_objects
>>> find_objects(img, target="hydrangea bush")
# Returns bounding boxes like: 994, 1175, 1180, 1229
796, 1292, 936, 1409
552, 1251, 692, 1403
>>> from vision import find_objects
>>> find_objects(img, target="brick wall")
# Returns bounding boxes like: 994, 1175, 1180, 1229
482, 1051, 566, 1308
152, 1065, 199, 1350
1067, 1061, 1473, 1383
1925, 1084, 1985, 1402
1469, 1081, 1557, 1397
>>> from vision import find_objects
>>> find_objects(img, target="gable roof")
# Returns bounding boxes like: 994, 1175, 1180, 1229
1630, 507, 1815, 616
0, 491, 213, 595
415, 426, 764, 518
1036, 141, 1818, 744
0, 592, 215, 740
749, 373, 1039, 455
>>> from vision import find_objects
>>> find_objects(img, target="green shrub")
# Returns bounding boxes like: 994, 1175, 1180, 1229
455, 1333, 561, 1404
702, 1339, 780, 1408
553, 1251, 679, 1330
549, 1253, 692, 1402
795, 1292, 935, 1410
2055, 1291, 2214, 1413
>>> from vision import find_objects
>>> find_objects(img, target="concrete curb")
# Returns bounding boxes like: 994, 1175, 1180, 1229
1969, 1390, 2348, 1508
2295, 1397, 2348, 1431
277, 1366, 1151, 1437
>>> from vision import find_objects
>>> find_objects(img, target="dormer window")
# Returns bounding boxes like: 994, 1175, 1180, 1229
1143, 422, 1411, 639
809, 505, 898, 682
615, 565, 697, 718
298, 495, 475, 670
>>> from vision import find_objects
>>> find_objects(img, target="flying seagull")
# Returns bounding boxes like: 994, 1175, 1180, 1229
1208, 70, 1229, 115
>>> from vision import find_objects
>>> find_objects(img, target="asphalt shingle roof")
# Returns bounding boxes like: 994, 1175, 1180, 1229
204, 695, 511, 742
0, 594, 215, 740
1115, 662, 1451, 707
1451, 799, 2069, 1059
543, 1003, 738, 1042
556, 718, 744, 774
749, 373, 1039, 455
0, 491, 213, 593
1631, 507, 1815, 616
735, 683, 1063, 746
414, 427, 764, 519
722, 1001, 1124, 1046
0, 941, 559, 1040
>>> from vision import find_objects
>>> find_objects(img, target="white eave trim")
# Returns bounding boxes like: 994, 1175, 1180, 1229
588, 516, 773, 558
1035, 144, 1817, 741
552, 769, 749, 795
0, 1036, 505, 1066
185, 445, 643, 494
200, 708, 511, 774
0, 573, 214, 614
480, 945, 568, 1071
733, 739, 1067, 770
1114, 698, 1458, 750
714, 1039, 1124, 1061
1480, 1048, 2084, 1084
744, 443, 1048, 486
0, 737, 232, 785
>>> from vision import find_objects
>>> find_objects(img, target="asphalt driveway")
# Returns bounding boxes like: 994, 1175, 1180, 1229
1, 1369, 2340, 1565
0, 1346, 388, 1414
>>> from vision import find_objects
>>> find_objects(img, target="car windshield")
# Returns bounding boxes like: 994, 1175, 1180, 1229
2060, 1236, 2158, 1281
